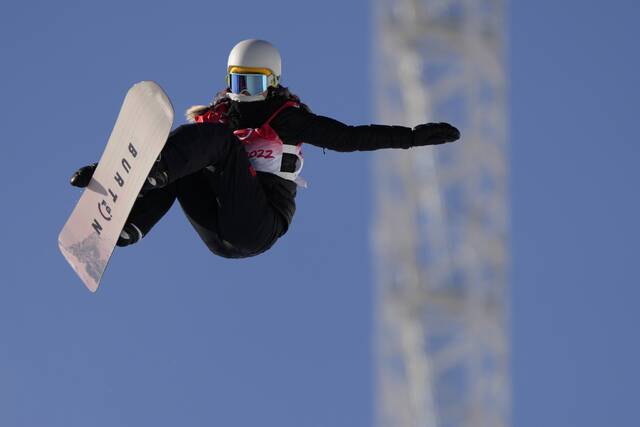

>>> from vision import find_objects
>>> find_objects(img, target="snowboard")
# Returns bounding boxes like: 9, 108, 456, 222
59, 81, 174, 292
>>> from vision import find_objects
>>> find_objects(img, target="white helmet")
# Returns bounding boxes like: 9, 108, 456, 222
226, 39, 281, 102
227, 39, 282, 78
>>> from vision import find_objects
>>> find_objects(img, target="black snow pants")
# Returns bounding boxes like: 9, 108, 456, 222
126, 123, 289, 258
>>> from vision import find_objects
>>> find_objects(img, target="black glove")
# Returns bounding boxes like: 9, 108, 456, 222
69, 163, 97, 188
117, 223, 143, 247
412, 123, 460, 146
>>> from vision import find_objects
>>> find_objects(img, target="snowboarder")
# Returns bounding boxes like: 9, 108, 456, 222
69, 39, 460, 258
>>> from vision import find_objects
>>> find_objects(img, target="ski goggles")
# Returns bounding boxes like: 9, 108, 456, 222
227, 67, 278, 96
228, 73, 270, 95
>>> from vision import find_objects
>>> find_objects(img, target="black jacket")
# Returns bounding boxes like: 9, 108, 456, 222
226, 87, 416, 228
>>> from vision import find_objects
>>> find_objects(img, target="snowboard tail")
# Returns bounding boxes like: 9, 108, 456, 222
59, 81, 174, 292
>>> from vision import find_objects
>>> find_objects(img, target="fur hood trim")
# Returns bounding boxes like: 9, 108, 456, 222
185, 89, 230, 123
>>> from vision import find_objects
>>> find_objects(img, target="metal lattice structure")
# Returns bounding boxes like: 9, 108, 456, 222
372, 1, 509, 427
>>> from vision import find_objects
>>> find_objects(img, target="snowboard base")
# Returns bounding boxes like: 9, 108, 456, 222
59, 81, 174, 292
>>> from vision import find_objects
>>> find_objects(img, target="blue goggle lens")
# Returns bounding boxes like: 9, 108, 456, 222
229, 73, 269, 95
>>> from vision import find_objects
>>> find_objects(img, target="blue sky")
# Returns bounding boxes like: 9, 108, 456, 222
512, 1, 640, 425
1, 1, 639, 426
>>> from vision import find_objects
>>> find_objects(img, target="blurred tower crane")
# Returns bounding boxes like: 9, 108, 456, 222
372, 1, 509, 427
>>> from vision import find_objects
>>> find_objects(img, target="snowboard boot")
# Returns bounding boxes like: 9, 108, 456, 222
117, 223, 143, 247
142, 155, 170, 192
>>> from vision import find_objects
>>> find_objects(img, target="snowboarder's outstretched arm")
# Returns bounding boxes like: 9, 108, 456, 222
271, 106, 460, 152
